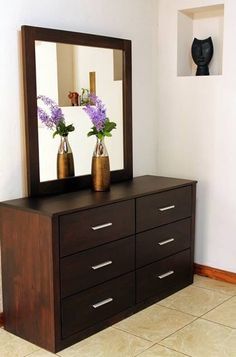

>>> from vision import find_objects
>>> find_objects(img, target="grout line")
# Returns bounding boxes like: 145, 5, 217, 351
112, 326, 154, 342
156, 343, 191, 357
134, 343, 157, 357
188, 284, 233, 298
158, 317, 199, 345
134, 342, 191, 356
200, 317, 236, 330
154, 303, 198, 318
22, 348, 41, 357
196, 294, 233, 319
156, 302, 199, 318
113, 312, 198, 355
157, 286, 233, 319
193, 282, 236, 296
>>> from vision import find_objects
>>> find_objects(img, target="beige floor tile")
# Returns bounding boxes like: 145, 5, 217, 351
203, 296, 236, 328
57, 327, 153, 357
0, 328, 39, 357
194, 275, 236, 296
137, 343, 187, 356
27, 349, 56, 356
114, 305, 195, 342
160, 318, 236, 357
157, 285, 230, 316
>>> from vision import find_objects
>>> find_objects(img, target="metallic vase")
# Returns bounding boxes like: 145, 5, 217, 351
92, 138, 110, 191
57, 135, 75, 179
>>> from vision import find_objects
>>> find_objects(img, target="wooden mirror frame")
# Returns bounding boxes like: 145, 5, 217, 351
21, 25, 132, 196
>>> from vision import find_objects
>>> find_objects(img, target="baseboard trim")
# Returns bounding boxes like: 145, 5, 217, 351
0, 313, 3, 327
194, 263, 236, 284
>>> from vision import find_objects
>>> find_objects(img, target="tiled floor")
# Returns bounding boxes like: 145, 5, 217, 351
1, 275, 236, 356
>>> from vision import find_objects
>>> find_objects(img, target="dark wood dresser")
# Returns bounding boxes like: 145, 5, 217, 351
0, 175, 196, 352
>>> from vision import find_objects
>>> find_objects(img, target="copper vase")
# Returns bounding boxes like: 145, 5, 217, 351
57, 135, 75, 179
92, 138, 110, 191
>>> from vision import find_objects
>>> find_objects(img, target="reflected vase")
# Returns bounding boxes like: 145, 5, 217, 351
57, 135, 75, 179
92, 137, 110, 191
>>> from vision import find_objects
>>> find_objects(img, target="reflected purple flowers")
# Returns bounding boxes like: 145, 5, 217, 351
83, 94, 107, 132
37, 95, 64, 130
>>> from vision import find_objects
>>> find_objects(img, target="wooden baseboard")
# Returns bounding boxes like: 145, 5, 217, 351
194, 263, 236, 284
0, 313, 3, 327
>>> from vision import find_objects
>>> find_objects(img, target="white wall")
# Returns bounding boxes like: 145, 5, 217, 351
35, 41, 59, 100
156, 0, 236, 273
74, 46, 124, 172
0, 0, 158, 312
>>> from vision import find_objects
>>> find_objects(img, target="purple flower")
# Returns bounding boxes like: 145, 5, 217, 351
83, 94, 107, 132
37, 95, 75, 138
51, 106, 64, 125
38, 95, 57, 107
37, 95, 64, 130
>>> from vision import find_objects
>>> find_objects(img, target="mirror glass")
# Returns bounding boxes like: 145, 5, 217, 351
35, 41, 124, 182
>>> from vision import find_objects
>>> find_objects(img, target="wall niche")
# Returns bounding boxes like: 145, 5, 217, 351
177, 4, 224, 77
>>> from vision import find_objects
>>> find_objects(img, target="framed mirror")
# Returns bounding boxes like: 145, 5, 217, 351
21, 25, 132, 196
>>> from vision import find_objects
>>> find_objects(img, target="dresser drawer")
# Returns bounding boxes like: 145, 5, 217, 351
61, 272, 135, 338
136, 186, 192, 233
136, 219, 191, 268
60, 236, 135, 298
60, 200, 135, 256
136, 250, 191, 303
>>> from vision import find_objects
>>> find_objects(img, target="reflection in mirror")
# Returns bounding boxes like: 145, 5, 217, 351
35, 41, 124, 182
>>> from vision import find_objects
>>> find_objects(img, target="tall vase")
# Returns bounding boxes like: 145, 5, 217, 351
92, 137, 110, 191
57, 135, 75, 179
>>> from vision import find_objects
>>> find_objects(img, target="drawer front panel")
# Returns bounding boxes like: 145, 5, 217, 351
136, 186, 192, 233
60, 200, 135, 256
61, 236, 135, 298
136, 219, 191, 268
136, 250, 191, 303
61, 273, 135, 338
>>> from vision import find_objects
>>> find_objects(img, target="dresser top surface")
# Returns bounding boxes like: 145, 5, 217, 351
0, 175, 196, 216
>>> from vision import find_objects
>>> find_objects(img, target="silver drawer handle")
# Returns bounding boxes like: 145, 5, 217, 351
159, 205, 175, 212
158, 270, 174, 279
92, 260, 113, 270
92, 297, 113, 309
158, 238, 175, 246
91, 222, 112, 231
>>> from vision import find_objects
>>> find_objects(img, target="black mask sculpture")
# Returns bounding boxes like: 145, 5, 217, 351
191, 37, 214, 76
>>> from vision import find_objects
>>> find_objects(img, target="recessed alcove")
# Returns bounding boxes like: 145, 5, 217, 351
177, 4, 224, 77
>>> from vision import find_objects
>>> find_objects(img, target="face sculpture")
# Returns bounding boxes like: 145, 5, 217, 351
191, 37, 214, 75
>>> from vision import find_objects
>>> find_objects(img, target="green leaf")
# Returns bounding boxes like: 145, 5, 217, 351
53, 130, 59, 138
104, 131, 112, 137
87, 131, 96, 137
87, 126, 99, 137
66, 124, 75, 132
54, 121, 75, 137
97, 132, 104, 140
104, 121, 116, 132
